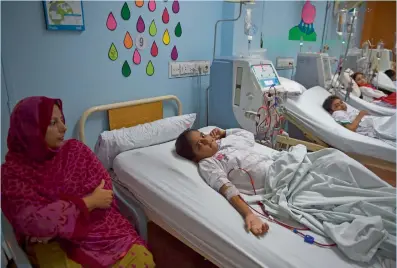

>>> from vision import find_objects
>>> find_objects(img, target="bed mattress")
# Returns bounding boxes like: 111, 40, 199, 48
112, 127, 387, 268
285, 86, 396, 163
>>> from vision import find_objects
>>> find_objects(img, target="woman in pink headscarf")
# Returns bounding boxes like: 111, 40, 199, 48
1, 97, 155, 267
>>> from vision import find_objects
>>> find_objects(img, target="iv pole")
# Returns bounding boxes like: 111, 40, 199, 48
206, 2, 244, 126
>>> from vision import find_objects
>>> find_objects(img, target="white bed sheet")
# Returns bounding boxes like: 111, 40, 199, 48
336, 90, 396, 116
113, 127, 387, 268
285, 86, 396, 163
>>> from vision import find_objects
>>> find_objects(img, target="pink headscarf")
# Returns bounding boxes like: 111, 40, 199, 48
2, 97, 144, 267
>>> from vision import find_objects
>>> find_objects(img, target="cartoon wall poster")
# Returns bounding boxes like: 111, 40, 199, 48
288, 0, 317, 42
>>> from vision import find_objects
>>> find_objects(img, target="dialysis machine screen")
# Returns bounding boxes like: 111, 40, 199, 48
251, 64, 280, 89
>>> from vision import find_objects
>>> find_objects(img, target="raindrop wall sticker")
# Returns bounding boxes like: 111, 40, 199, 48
135, 0, 144, 8
106, 12, 117, 31
148, 0, 156, 12
121, 2, 131, 20
122, 61, 131, 77
288, 0, 317, 42
135, 34, 147, 50
108, 43, 118, 61
146, 61, 155, 76
171, 45, 178, 61
149, 20, 157, 36
174, 22, 182, 37
124, 31, 133, 49
162, 8, 169, 24
151, 41, 158, 57
136, 16, 145, 33
172, 0, 180, 14
133, 49, 141, 65
162, 29, 170, 45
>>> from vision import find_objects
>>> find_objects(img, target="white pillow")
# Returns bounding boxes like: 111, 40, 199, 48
95, 113, 196, 169
341, 69, 361, 97
372, 72, 396, 93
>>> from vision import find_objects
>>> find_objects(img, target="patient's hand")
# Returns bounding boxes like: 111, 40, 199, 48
210, 128, 226, 140
359, 110, 369, 116
245, 214, 269, 236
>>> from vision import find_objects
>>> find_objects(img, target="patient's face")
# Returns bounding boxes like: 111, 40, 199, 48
188, 130, 218, 162
331, 98, 347, 112
354, 73, 367, 86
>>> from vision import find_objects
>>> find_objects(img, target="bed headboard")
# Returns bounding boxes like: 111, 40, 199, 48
79, 95, 182, 144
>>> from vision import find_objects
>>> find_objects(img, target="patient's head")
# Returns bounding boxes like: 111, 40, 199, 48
175, 130, 218, 162
351, 72, 367, 86
322, 95, 347, 114
385, 69, 396, 81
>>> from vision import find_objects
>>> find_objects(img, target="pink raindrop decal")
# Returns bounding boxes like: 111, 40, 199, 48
162, 7, 169, 24
136, 16, 145, 33
133, 49, 141, 65
106, 12, 117, 31
148, 0, 156, 12
151, 41, 158, 57
171, 45, 178, 61
172, 0, 179, 14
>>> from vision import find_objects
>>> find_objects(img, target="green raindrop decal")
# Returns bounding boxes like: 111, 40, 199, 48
122, 61, 131, 77
174, 22, 182, 37
146, 60, 154, 76
149, 20, 157, 37
121, 2, 131, 20
108, 43, 118, 61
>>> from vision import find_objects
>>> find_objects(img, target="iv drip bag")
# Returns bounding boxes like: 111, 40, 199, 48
244, 8, 257, 38
376, 40, 384, 59
336, 9, 347, 36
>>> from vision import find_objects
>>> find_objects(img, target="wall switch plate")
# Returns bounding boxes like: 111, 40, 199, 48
169, 60, 210, 78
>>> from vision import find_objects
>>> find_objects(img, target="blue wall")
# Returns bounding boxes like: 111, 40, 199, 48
1, 1, 224, 156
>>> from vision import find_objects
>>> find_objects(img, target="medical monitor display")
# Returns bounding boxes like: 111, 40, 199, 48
251, 64, 280, 89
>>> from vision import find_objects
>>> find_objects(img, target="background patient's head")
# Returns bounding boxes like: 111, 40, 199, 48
351, 72, 367, 86
175, 130, 218, 162
322, 95, 347, 114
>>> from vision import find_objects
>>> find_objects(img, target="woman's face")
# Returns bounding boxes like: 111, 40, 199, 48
45, 105, 67, 148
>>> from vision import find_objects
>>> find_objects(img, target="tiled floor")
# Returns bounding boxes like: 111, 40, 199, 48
147, 222, 218, 268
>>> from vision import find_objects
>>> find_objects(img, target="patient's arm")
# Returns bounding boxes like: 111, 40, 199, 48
345, 111, 368, 132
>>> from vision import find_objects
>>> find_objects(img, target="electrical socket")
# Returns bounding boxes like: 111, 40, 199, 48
169, 60, 210, 78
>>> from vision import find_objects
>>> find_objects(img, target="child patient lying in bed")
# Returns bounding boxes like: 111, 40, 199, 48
323, 95, 396, 146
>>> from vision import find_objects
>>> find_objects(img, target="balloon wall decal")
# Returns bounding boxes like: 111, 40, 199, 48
171, 45, 178, 61
162, 29, 170, 45
149, 20, 157, 36
121, 2, 130, 20
148, 0, 156, 12
108, 43, 118, 61
172, 0, 180, 14
135, 0, 144, 8
146, 61, 155, 76
136, 16, 145, 33
122, 61, 131, 77
133, 49, 141, 65
151, 41, 158, 57
162, 8, 169, 24
175, 22, 182, 37
106, 12, 117, 31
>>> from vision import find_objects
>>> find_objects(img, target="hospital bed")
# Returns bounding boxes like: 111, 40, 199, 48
79, 95, 394, 268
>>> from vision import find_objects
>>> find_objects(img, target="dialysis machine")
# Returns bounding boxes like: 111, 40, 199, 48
208, 57, 290, 134
294, 52, 334, 89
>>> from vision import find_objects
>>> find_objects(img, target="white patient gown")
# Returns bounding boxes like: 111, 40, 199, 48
199, 129, 274, 195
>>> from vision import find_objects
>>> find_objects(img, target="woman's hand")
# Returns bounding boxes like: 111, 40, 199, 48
83, 180, 113, 211
245, 213, 269, 236
210, 128, 226, 140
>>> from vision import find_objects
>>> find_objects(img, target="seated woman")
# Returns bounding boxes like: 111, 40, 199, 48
1, 97, 155, 268
351, 72, 396, 107
322, 95, 396, 146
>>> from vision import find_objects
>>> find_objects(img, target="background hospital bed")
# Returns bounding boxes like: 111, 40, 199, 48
79, 95, 393, 268
281, 86, 396, 186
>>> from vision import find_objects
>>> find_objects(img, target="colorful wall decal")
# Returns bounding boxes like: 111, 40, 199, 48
135, 34, 147, 50
288, 0, 317, 41
122, 61, 131, 77
133, 49, 141, 65
106, 12, 117, 31
149, 20, 157, 36
151, 41, 158, 57
136, 16, 145, 33
171, 45, 178, 60
108, 43, 118, 61
124, 31, 133, 49
121, 2, 131, 20
174, 22, 182, 37
135, 0, 144, 8
172, 0, 179, 14
146, 61, 155, 76
162, 7, 169, 24
162, 29, 170, 45
148, 0, 156, 12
